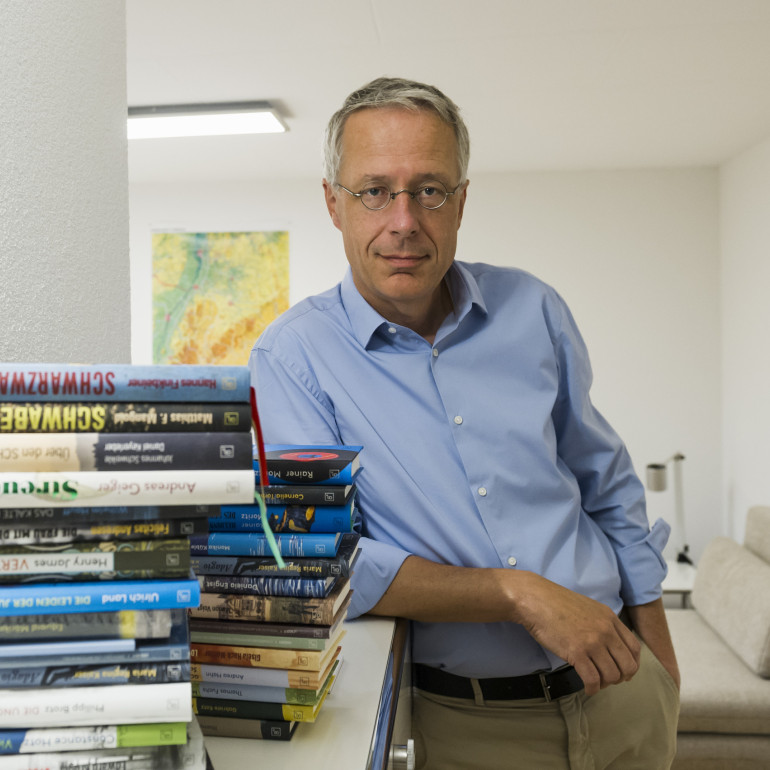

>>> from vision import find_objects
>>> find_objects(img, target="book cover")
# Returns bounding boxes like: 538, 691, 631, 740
257, 482, 356, 507
255, 444, 362, 485
189, 628, 345, 671
0, 609, 190, 666
194, 714, 297, 741
0, 682, 193, 728
0, 364, 249, 403
0, 573, 201, 617
191, 647, 340, 689
189, 578, 351, 625
0, 660, 190, 688
189, 531, 342, 558
0, 469, 254, 509
188, 598, 349, 648
0, 538, 191, 582
210, 498, 357, 534
196, 573, 336, 598
0, 517, 209, 546
0, 722, 188, 755
0, 504, 220, 524
189, 531, 360, 578
0, 401, 251, 434
0, 608, 173, 642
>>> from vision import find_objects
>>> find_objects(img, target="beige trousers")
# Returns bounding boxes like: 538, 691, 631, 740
412, 641, 680, 770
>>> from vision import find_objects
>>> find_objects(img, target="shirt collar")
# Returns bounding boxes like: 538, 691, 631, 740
340, 262, 488, 349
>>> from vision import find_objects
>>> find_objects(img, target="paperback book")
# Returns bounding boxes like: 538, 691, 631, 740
194, 714, 297, 741
210, 498, 357, 534
189, 531, 342, 558
196, 573, 337, 598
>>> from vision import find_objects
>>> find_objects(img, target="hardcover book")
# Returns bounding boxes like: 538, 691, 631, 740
0, 401, 251, 433
0, 660, 190, 688
256, 482, 356, 507
189, 577, 351, 625
0, 431, 252, 473
190, 647, 340, 689
0, 538, 191, 582
189, 531, 342, 558
0, 364, 250, 403
189, 532, 360, 578
254, 444, 362, 486
0, 504, 221, 524
196, 573, 337, 598
210, 497, 358, 534
0, 572, 201, 616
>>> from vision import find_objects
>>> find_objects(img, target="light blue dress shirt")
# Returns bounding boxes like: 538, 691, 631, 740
250, 261, 670, 678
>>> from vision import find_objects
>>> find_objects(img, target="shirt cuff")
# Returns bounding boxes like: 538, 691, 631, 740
348, 536, 412, 618
615, 517, 671, 605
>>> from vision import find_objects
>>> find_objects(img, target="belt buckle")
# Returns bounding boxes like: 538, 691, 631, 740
538, 672, 552, 702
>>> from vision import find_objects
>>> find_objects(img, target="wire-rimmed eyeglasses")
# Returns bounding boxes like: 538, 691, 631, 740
336, 180, 463, 211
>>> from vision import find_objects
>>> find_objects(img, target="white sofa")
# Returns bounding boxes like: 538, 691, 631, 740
666, 505, 770, 769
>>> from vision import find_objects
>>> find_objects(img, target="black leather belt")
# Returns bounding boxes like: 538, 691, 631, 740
414, 663, 584, 702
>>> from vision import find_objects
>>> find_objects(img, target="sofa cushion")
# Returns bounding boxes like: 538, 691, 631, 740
745, 506, 770, 563
691, 537, 770, 677
667, 609, 770, 734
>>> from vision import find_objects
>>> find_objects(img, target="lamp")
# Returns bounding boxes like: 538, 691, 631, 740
127, 101, 287, 140
646, 452, 692, 564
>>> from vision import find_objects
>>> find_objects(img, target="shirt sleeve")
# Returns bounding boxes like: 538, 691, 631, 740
249, 339, 412, 619
546, 289, 670, 605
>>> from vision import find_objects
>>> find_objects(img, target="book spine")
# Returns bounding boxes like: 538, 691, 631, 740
197, 574, 333, 598
191, 663, 325, 689
0, 505, 220, 524
0, 538, 191, 582
0, 517, 208, 546
0, 682, 193, 728
189, 616, 334, 640
190, 554, 350, 579
0, 364, 250, 403
210, 502, 354, 533
258, 485, 353, 506
190, 642, 326, 670
0, 661, 190, 688
0, 722, 188, 755
0, 469, 255, 509
0, 575, 200, 617
189, 631, 331, 650
192, 680, 319, 705
0, 608, 172, 642
0, 432, 252, 473
189, 532, 340, 557
193, 696, 318, 723
0, 402, 252, 433
189, 592, 338, 625
194, 714, 296, 741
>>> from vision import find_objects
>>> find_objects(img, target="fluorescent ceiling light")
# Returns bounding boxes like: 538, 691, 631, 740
127, 101, 286, 139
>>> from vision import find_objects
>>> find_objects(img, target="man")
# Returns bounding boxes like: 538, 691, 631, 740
250, 77, 680, 769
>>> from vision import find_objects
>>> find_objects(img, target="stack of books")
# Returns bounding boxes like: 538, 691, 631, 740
188, 444, 363, 741
0, 363, 255, 769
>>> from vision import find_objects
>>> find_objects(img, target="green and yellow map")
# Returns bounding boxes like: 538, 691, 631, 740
152, 231, 288, 365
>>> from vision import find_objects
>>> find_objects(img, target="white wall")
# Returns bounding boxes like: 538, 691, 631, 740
720, 136, 770, 542
0, 0, 130, 363
130, 167, 722, 559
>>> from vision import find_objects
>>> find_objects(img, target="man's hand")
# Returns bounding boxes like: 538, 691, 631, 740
507, 571, 642, 695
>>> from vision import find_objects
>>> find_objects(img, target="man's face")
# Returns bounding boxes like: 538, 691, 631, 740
323, 107, 467, 325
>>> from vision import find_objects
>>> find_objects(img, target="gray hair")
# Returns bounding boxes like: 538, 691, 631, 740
323, 76, 470, 185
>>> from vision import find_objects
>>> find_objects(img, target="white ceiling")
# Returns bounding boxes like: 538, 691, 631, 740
126, 0, 770, 184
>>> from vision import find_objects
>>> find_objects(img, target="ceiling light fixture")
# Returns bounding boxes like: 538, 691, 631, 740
127, 101, 287, 140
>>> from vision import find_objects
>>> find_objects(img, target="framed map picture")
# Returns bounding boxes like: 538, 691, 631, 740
152, 230, 289, 365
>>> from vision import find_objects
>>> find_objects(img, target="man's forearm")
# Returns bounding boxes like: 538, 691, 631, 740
368, 554, 643, 695
626, 598, 681, 689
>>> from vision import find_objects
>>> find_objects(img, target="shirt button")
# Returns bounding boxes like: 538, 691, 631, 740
388, 326, 397, 334
453, 415, 463, 425
507, 556, 517, 567
432, 348, 439, 357
478, 487, 487, 497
